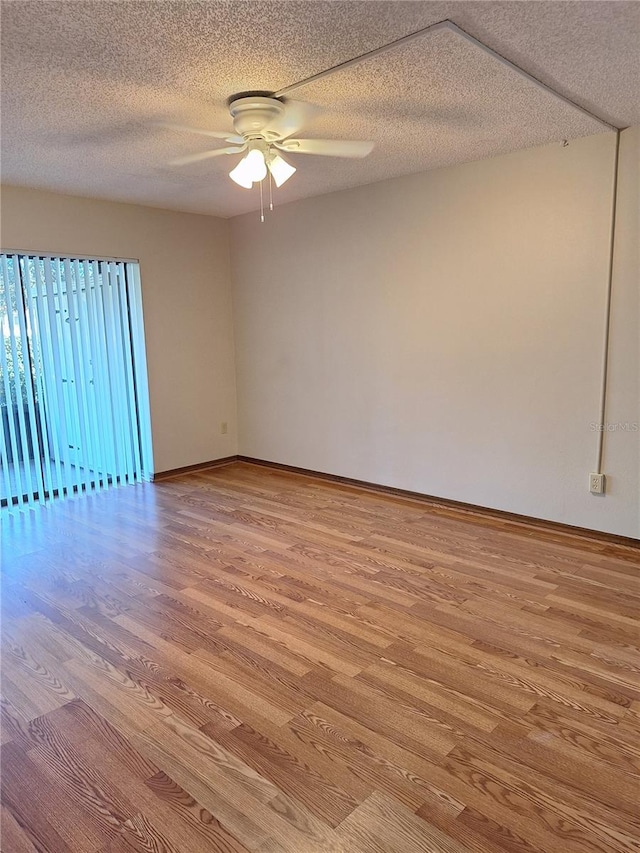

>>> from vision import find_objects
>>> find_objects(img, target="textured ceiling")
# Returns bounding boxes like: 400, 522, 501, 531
1, 1, 638, 218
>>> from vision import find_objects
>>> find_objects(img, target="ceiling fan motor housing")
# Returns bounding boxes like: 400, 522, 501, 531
229, 96, 285, 141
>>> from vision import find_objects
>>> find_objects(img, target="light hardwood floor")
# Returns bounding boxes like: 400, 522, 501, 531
1, 462, 639, 852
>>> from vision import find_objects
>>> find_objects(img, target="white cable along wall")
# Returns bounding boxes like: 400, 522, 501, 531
0, 253, 153, 510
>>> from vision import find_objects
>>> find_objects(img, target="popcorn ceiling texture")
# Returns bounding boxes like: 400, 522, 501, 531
1, 1, 638, 218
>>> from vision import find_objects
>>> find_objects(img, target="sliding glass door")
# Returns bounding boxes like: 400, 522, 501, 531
0, 253, 153, 510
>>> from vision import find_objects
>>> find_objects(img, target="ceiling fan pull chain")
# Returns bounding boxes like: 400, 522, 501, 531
259, 179, 265, 223
269, 167, 274, 212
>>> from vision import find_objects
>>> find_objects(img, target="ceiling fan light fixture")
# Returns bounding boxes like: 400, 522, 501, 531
268, 153, 296, 187
228, 158, 253, 188
167, 96, 374, 209
229, 146, 267, 188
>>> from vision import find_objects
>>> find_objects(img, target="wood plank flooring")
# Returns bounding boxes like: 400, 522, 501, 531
1, 461, 639, 853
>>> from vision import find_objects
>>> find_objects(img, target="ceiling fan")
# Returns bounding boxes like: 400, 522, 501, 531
161, 94, 374, 193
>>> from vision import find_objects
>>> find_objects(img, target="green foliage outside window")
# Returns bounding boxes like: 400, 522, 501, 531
1, 263, 38, 407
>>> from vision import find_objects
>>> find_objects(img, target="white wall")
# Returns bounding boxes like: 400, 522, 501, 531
1, 186, 237, 473
230, 129, 639, 538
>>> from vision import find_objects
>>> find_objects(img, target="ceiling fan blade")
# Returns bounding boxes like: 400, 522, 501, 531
265, 100, 321, 140
275, 138, 374, 158
169, 145, 245, 166
156, 122, 244, 144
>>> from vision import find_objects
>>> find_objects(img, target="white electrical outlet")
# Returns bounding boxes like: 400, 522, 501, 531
589, 473, 605, 494
221, 422, 228, 435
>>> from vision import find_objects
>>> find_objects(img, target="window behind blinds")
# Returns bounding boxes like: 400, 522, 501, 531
0, 253, 153, 510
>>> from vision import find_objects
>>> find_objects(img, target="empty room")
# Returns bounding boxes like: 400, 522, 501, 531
1, 1, 639, 851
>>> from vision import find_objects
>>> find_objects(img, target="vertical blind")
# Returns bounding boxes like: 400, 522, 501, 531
0, 254, 153, 510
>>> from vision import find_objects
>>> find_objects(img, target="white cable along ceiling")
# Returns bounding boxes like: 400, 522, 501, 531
1, 1, 638, 217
